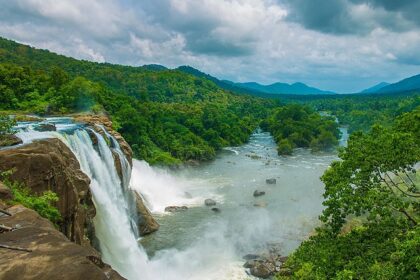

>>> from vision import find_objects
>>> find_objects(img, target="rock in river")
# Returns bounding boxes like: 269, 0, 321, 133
253, 190, 266, 197
266, 178, 276, 184
165, 206, 188, 213
211, 207, 221, 213
204, 198, 216, 206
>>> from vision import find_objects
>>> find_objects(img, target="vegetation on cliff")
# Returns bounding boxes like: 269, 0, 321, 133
1, 171, 61, 225
276, 108, 420, 279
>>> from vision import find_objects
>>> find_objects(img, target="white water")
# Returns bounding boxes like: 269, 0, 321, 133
14, 120, 150, 279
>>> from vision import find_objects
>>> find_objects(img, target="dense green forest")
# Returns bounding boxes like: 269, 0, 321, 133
261, 104, 339, 155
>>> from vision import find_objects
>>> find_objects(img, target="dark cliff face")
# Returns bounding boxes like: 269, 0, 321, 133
0, 138, 94, 246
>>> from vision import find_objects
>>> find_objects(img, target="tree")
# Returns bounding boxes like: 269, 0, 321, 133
0, 113, 16, 138
321, 124, 420, 233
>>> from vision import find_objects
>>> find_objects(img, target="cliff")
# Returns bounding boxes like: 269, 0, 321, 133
0, 205, 124, 280
0, 115, 158, 279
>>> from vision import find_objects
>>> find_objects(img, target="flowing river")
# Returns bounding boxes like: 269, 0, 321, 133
131, 129, 346, 279
12, 118, 347, 280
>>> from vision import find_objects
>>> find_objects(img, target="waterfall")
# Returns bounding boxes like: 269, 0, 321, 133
61, 129, 149, 279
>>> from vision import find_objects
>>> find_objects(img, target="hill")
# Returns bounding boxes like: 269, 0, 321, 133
235, 81, 335, 95
361, 82, 390, 93
377, 74, 420, 93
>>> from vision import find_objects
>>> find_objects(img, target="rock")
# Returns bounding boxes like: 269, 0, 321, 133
165, 206, 188, 213
204, 199, 216, 206
184, 192, 192, 199
253, 190, 266, 197
253, 202, 268, 208
134, 192, 159, 236
73, 115, 133, 166
266, 178, 276, 184
0, 181, 13, 200
211, 207, 221, 213
0, 205, 124, 280
34, 123, 56, 132
0, 138, 94, 246
249, 262, 273, 279
0, 135, 23, 147
243, 260, 256, 268
243, 254, 260, 260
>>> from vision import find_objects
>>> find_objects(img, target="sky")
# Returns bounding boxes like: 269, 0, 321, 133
1, 0, 420, 93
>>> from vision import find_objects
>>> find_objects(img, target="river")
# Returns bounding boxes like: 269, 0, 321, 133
12, 119, 347, 279
130, 129, 346, 279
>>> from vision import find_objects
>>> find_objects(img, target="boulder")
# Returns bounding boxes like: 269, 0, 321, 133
0, 138, 94, 246
34, 123, 56, 132
0, 205, 124, 280
134, 192, 159, 236
266, 178, 276, 184
0, 135, 23, 148
204, 199, 216, 206
253, 190, 266, 197
211, 207, 221, 213
165, 206, 188, 213
249, 262, 273, 279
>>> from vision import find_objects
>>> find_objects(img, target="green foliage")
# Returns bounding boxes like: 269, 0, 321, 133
321, 121, 420, 233
306, 94, 420, 133
278, 108, 420, 279
0, 113, 16, 137
1, 171, 61, 224
280, 220, 419, 279
261, 104, 340, 155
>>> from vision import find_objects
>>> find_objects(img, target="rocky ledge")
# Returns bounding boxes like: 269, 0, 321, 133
0, 205, 123, 280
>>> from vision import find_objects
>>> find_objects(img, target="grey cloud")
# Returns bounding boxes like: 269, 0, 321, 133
281, 0, 420, 35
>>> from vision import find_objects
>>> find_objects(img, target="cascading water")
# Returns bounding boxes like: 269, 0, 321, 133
14, 119, 151, 280
61, 129, 149, 279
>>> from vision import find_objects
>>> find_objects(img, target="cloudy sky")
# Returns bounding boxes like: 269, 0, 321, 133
1, 0, 420, 92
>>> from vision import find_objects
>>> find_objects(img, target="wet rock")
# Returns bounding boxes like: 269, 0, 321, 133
244, 249, 289, 279
0, 205, 124, 280
165, 206, 188, 213
135, 192, 160, 235
35, 123, 56, 132
266, 178, 276, 184
204, 198, 216, 206
211, 207, 221, 213
0, 135, 23, 147
250, 262, 273, 279
253, 190, 266, 197
243, 254, 260, 260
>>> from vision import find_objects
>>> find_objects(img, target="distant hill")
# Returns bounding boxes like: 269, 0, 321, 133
177, 65, 335, 95
361, 82, 390, 93
235, 81, 335, 95
376, 74, 420, 93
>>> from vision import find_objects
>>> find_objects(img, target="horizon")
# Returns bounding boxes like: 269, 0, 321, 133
1, 0, 420, 93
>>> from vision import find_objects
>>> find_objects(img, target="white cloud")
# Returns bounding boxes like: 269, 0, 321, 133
0, 0, 419, 92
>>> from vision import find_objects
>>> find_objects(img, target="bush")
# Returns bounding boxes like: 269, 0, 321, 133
0, 113, 16, 138
1, 171, 61, 225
